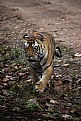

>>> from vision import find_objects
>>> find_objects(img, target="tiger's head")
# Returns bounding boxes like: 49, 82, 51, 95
22, 30, 46, 62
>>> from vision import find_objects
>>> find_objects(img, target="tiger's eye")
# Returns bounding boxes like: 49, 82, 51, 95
24, 41, 27, 46
24, 41, 29, 47
32, 41, 39, 50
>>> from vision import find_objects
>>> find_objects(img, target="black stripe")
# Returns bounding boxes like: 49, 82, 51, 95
30, 62, 43, 70
41, 58, 48, 66
43, 60, 52, 71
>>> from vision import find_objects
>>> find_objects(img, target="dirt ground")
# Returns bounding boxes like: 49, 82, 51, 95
0, 0, 81, 52
0, 0, 81, 121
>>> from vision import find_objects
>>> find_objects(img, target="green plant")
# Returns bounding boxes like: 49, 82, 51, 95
25, 101, 41, 112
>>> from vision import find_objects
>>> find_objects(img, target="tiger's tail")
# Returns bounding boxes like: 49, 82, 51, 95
55, 46, 62, 57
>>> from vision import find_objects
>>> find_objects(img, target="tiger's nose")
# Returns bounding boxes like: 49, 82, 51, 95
29, 56, 33, 59
27, 55, 33, 59
27, 56, 32, 60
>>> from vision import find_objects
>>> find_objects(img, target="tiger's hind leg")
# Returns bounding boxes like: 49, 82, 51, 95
35, 64, 53, 92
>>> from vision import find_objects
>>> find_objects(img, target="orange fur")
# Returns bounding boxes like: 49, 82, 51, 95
23, 30, 55, 92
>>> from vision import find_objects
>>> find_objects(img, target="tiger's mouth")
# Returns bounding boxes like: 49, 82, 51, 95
26, 56, 39, 62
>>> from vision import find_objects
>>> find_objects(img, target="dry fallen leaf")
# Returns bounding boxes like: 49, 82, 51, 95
74, 53, 81, 57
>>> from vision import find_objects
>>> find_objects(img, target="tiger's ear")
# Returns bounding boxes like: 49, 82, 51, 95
33, 31, 44, 41
38, 34, 44, 41
23, 34, 29, 39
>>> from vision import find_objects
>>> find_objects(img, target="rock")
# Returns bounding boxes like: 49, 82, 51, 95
50, 99, 57, 104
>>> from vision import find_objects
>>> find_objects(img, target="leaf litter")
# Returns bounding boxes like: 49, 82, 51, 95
0, 3, 81, 121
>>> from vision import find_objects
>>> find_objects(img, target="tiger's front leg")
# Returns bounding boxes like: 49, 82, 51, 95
30, 67, 39, 83
35, 64, 53, 92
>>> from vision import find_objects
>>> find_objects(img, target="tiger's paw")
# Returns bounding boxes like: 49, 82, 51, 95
35, 81, 45, 93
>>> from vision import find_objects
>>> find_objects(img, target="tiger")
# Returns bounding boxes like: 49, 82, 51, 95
22, 30, 62, 92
